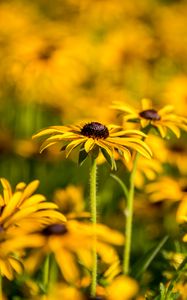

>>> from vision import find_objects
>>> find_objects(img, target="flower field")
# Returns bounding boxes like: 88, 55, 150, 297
0, 0, 187, 299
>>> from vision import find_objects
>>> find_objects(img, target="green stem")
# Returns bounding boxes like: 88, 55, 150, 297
90, 157, 97, 297
0, 273, 2, 299
43, 255, 50, 294
123, 152, 139, 275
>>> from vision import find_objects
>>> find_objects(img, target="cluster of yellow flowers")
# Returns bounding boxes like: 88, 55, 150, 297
0, 0, 187, 299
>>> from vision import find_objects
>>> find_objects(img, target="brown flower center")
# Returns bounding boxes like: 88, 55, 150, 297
170, 144, 185, 153
139, 109, 161, 120
38, 45, 57, 61
182, 186, 187, 193
81, 122, 109, 139
42, 224, 68, 236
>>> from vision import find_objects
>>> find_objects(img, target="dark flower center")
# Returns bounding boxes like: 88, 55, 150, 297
139, 109, 161, 120
38, 45, 57, 61
0, 225, 4, 233
170, 144, 185, 153
182, 186, 187, 193
81, 122, 109, 139
42, 223, 68, 236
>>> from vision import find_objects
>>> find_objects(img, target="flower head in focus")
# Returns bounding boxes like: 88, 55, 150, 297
33, 122, 152, 169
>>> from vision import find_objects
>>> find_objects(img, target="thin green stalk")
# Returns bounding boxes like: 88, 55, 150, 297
0, 273, 2, 300
123, 152, 140, 275
43, 255, 50, 294
90, 156, 97, 297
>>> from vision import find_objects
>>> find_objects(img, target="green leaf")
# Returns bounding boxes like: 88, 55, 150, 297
101, 148, 117, 170
78, 149, 88, 166
131, 235, 169, 279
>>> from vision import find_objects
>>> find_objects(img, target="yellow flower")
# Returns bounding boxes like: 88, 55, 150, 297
0, 178, 66, 236
33, 122, 152, 169
32, 283, 83, 300
0, 234, 45, 280
164, 139, 187, 174
106, 275, 139, 300
146, 176, 187, 224
126, 155, 163, 188
0, 238, 23, 280
53, 185, 90, 220
94, 269, 139, 300
146, 176, 187, 204
25, 220, 124, 283
0, 178, 67, 280
112, 98, 187, 138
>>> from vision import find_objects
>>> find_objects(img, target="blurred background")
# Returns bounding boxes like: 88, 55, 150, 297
0, 0, 187, 291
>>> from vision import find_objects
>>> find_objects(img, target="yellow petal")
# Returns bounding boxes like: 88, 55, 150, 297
32, 126, 68, 139
65, 139, 85, 158
20, 180, 40, 203
0, 259, 13, 280
8, 257, 23, 274
2, 235, 45, 252
176, 199, 187, 224
141, 98, 152, 110
84, 138, 95, 153
32, 210, 66, 222
97, 242, 119, 264
4, 203, 57, 227
110, 130, 146, 138
0, 191, 22, 222
122, 148, 131, 163
55, 249, 79, 282
156, 124, 167, 138
140, 119, 150, 128
0, 178, 12, 205
158, 105, 174, 116
166, 123, 181, 138
20, 194, 46, 208
40, 141, 58, 153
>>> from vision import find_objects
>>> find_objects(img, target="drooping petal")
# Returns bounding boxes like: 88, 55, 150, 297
165, 123, 181, 138
65, 138, 86, 158
84, 138, 95, 153
55, 248, 79, 282
155, 124, 167, 138
8, 257, 23, 274
0, 178, 12, 205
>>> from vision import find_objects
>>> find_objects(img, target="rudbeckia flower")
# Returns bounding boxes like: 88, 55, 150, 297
0, 178, 66, 236
0, 234, 45, 280
53, 185, 90, 220
146, 176, 187, 224
0, 238, 23, 280
112, 98, 187, 138
25, 220, 124, 283
33, 122, 152, 169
